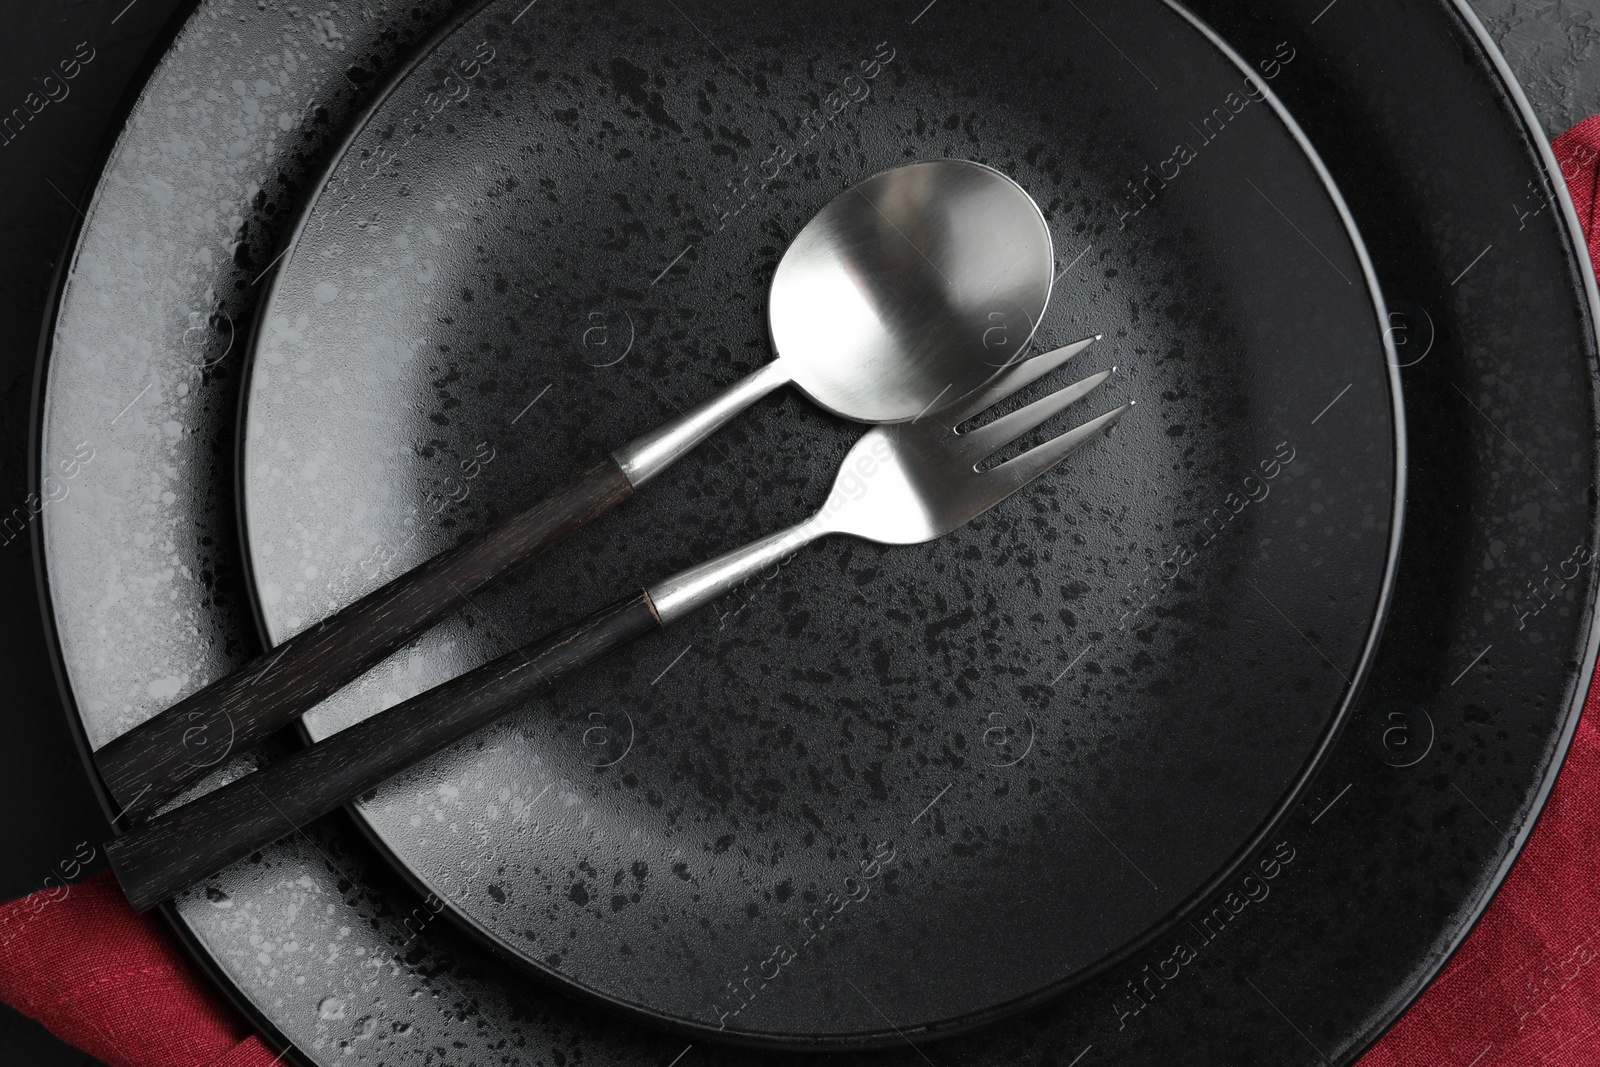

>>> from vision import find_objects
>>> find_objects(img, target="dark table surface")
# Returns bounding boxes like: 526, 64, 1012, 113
0, 0, 1591, 1061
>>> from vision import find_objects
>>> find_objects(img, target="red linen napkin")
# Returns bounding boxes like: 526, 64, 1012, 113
5, 120, 1600, 1067
1556, 115, 1600, 270
0, 868, 279, 1066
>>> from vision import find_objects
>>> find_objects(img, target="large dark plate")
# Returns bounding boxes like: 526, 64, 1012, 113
234, 0, 1400, 1048
36, 1, 1599, 1066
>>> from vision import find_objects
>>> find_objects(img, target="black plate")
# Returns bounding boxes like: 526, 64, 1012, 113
36, 0, 1599, 1064
235, 0, 1399, 1047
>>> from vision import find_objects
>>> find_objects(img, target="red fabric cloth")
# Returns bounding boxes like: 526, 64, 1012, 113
1555, 116, 1600, 272
0, 868, 278, 1066
1357, 120, 1600, 1066
5, 121, 1600, 1067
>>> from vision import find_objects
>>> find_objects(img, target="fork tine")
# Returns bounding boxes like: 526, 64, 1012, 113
980, 402, 1134, 504
945, 334, 1102, 425
959, 367, 1116, 464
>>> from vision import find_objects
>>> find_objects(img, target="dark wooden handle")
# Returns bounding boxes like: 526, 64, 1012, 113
106, 592, 661, 912
95, 458, 634, 818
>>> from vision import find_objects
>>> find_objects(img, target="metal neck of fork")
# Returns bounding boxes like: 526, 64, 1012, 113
611, 359, 793, 488
645, 515, 828, 626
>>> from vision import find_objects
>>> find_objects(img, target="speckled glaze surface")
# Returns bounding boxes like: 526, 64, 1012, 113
35, 1, 1600, 1066
235, 0, 1399, 1045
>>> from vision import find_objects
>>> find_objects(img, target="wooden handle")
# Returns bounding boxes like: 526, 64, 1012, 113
106, 592, 661, 912
95, 458, 634, 818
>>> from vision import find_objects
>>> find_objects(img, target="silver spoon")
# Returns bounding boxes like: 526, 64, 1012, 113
617, 158, 1055, 481
96, 158, 1057, 818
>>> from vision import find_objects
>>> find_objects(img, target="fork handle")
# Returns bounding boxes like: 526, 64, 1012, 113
106, 519, 835, 909
94, 459, 634, 818
106, 592, 661, 912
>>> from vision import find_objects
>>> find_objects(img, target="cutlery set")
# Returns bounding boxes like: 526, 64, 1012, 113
57, 0, 1524, 1052
99, 160, 1129, 910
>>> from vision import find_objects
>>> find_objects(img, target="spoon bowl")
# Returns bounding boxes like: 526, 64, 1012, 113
769, 159, 1055, 423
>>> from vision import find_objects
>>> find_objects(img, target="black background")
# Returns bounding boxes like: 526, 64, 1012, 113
0, 0, 1588, 1061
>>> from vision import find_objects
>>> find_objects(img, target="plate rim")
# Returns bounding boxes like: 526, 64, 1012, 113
23, 0, 319, 1062
1335, 0, 1600, 1058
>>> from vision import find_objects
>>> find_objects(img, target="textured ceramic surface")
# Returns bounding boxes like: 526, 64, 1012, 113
236, 0, 1398, 1045
36, 0, 1600, 1064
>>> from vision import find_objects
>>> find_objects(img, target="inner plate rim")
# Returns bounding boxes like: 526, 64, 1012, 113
231, 0, 1407, 1047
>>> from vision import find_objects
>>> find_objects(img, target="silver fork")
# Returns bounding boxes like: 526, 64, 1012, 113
106, 335, 1130, 911
649, 334, 1128, 623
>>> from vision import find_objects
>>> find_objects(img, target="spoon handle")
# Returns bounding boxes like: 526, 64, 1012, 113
105, 592, 662, 913
95, 364, 792, 820
94, 459, 634, 818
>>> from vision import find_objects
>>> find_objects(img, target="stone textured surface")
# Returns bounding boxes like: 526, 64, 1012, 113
1477, 0, 1600, 133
